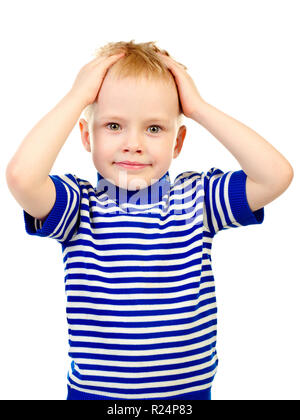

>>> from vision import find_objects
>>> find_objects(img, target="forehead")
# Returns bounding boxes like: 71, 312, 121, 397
94, 72, 179, 120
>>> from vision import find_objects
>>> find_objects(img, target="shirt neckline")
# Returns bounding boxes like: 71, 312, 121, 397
96, 170, 171, 209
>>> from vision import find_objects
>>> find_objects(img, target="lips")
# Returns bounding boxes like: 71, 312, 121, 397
116, 161, 149, 166
114, 161, 150, 169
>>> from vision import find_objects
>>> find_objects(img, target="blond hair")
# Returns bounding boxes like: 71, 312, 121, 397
82, 39, 186, 127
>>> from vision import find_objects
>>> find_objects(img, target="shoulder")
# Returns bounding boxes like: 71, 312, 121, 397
171, 171, 205, 198
173, 170, 204, 185
49, 174, 96, 199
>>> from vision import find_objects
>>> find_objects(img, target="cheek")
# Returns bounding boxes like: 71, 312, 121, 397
92, 137, 114, 156
158, 142, 175, 158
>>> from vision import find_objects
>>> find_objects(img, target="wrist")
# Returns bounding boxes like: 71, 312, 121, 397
67, 88, 90, 110
190, 100, 210, 124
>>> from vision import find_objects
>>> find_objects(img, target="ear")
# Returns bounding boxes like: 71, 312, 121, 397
173, 125, 187, 159
79, 118, 92, 152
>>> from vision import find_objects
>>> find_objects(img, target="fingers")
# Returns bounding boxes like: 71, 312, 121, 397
104, 53, 125, 72
89, 52, 125, 68
157, 52, 179, 77
157, 51, 186, 70
107, 52, 126, 60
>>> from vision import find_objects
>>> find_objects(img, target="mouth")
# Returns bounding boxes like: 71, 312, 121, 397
114, 161, 151, 170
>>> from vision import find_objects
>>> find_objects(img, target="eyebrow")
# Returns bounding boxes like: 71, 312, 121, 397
96, 115, 170, 123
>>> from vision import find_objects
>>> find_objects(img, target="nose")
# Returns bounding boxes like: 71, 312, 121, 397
122, 130, 143, 153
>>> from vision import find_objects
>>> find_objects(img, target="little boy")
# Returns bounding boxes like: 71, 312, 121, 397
6, 40, 293, 400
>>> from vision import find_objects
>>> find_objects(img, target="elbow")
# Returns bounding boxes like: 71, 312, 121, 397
6, 162, 18, 187
286, 163, 294, 182
289, 164, 294, 180
6, 162, 26, 189
281, 163, 294, 191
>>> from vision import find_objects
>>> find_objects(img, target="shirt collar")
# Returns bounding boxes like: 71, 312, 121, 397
96, 170, 171, 208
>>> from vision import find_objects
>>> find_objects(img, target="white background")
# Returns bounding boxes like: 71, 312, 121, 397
1, 0, 299, 400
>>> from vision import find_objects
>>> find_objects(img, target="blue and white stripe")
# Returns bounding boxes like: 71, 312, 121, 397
23, 167, 264, 399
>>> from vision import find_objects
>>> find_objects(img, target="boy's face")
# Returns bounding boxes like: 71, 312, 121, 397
79, 68, 186, 190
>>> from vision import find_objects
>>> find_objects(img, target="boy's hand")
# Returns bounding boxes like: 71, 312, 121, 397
70, 52, 125, 108
157, 51, 206, 120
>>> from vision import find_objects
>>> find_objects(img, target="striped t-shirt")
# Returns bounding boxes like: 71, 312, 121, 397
23, 167, 264, 399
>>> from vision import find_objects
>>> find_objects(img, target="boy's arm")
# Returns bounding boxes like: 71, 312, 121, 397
6, 52, 125, 221
6, 90, 85, 220
6, 90, 85, 191
156, 51, 294, 212
191, 101, 294, 212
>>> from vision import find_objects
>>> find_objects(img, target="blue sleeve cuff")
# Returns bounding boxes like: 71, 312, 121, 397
229, 170, 264, 226
23, 175, 69, 237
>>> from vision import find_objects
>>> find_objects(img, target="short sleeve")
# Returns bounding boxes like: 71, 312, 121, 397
23, 174, 81, 244
203, 167, 264, 236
